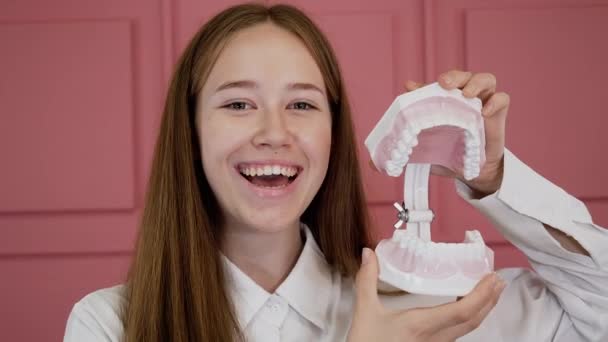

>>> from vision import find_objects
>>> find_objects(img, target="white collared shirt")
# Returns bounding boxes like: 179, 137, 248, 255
64, 149, 608, 341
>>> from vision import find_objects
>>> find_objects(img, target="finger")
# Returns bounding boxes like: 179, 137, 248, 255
482, 92, 509, 161
481, 91, 510, 117
438, 70, 473, 90
404, 80, 424, 92
412, 273, 500, 332
432, 279, 506, 341
354, 248, 382, 310
461, 73, 497, 100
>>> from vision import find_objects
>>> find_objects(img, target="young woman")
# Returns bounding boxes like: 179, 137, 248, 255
63, 3, 608, 341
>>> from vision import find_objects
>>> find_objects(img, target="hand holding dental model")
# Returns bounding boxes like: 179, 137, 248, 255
347, 249, 505, 342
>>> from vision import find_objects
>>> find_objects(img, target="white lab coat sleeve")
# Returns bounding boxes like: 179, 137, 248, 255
455, 148, 608, 341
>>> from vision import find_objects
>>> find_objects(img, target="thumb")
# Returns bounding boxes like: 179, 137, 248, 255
354, 248, 380, 309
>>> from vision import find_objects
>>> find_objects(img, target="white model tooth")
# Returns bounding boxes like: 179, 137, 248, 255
469, 139, 480, 148
391, 149, 402, 161
410, 136, 419, 147
397, 140, 408, 153
466, 146, 479, 155
408, 123, 421, 135
472, 230, 482, 242
464, 168, 476, 178
387, 164, 401, 176
466, 135, 480, 147
467, 230, 476, 242
401, 130, 413, 143
466, 155, 481, 167
466, 165, 479, 176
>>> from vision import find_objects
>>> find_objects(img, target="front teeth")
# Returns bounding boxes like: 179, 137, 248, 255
240, 165, 298, 177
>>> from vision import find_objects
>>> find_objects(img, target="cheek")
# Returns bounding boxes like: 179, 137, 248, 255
198, 116, 247, 176
298, 118, 332, 170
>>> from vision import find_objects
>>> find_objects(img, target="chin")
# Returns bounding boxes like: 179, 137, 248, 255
244, 210, 302, 234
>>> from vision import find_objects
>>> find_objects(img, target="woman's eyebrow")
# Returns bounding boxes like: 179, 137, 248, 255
214, 80, 324, 95
286, 82, 324, 95
215, 80, 258, 93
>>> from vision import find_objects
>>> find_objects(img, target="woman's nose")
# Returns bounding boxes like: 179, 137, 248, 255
252, 109, 293, 149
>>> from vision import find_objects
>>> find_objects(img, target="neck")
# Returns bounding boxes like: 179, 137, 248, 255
220, 221, 304, 293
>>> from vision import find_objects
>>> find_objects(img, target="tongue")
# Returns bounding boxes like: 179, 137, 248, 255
250, 175, 290, 187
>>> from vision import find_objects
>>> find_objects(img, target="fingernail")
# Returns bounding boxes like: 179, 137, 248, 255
362, 248, 371, 266
441, 75, 451, 85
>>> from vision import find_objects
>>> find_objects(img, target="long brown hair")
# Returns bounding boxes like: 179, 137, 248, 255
123, 3, 372, 341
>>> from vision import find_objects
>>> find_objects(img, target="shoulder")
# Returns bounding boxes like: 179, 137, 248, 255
63, 284, 126, 342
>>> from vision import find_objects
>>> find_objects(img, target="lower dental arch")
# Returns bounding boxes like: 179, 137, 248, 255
365, 82, 494, 297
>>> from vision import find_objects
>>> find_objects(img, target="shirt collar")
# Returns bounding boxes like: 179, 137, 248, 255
221, 224, 333, 331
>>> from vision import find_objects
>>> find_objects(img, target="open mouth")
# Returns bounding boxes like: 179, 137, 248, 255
237, 164, 300, 189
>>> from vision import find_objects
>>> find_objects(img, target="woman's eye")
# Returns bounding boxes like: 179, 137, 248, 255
224, 102, 252, 110
289, 102, 316, 111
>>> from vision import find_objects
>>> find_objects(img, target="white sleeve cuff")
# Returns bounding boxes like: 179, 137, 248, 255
455, 148, 608, 269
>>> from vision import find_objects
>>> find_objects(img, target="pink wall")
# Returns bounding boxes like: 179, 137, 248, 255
1, 0, 607, 340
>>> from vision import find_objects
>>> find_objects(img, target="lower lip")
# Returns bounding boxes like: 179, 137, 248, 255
235, 169, 301, 199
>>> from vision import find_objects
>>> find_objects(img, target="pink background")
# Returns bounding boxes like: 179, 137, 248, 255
1, 0, 607, 340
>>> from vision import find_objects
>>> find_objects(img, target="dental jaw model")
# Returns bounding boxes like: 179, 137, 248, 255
365, 83, 494, 297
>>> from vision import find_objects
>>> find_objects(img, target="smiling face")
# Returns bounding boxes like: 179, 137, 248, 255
196, 22, 332, 234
